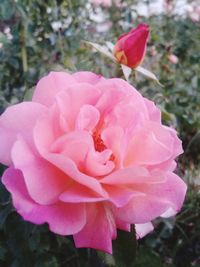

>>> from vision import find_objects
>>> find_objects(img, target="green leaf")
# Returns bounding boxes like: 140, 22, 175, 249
113, 225, 137, 267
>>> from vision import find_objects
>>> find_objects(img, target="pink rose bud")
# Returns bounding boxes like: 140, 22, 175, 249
168, 54, 179, 64
113, 23, 149, 68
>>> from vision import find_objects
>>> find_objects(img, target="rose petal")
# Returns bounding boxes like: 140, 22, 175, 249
2, 167, 86, 235
72, 71, 104, 84
75, 104, 100, 131
32, 72, 76, 106
116, 171, 186, 224
60, 184, 107, 203
0, 102, 47, 165
11, 138, 69, 205
46, 153, 108, 197
74, 203, 116, 254
125, 122, 175, 166
135, 222, 154, 239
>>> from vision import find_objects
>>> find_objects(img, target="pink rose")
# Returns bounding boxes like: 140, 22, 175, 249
113, 24, 149, 68
0, 72, 186, 253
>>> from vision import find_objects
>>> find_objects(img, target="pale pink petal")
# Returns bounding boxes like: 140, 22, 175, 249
85, 149, 115, 176
50, 131, 93, 165
125, 122, 174, 166
72, 71, 105, 84
135, 222, 154, 239
101, 126, 124, 166
32, 72, 76, 107
106, 96, 148, 129
60, 184, 107, 203
96, 78, 137, 96
74, 204, 116, 253
104, 184, 145, 207
116, 194, 170, 224
11, 138, 70, 205
2, 167, 86, 235
45, 153, 108, 197
75, 104, 100, 131
55, 85, 101, 129
116, 171, 186, 224
144, 98, 161, 122
0, 102, 47, 165
101, 166, 150, 185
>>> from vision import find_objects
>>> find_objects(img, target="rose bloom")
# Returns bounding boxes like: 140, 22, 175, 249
113, 24, 149, 68
0, 72, 186, 253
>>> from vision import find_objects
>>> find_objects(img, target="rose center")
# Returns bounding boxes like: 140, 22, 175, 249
93, 131, 106, 152
93, 130, 115, 161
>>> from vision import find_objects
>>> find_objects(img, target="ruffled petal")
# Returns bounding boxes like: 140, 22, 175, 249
60, 184, 107, 203
75, 104, 100, 132
72, 71, 105, 84
11, 138, 69, 205
125, 122, 175, 166
116, 171, 187, 224
45, 153, 108, 197
32, 72, 76, 107
0, 102, 47, 165
2, 167, 86, 235
74, 203, 116, 253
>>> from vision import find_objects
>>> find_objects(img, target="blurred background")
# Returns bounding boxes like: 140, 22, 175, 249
0, 0, 200, 266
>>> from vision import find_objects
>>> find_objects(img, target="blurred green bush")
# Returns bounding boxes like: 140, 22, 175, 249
0, 0, 200, 266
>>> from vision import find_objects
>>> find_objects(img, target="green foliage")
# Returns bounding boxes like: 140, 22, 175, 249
0, 0, 200, 266
113, 226, 137, 267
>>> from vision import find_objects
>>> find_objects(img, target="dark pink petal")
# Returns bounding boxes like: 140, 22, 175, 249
2, 167, 86, 235
74, 203, 116, 253
11, 138, 69, 205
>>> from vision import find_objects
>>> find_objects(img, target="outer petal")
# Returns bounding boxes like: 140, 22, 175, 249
72, 71, 105, 84
0, 102, 47, 165
135, 222, 154, 239
11, 138, 70, 205
116, 172, 187, 224
32, 72, 76, 107
144, 99, 161, 122
74, 203, 116, 253
2, 167, 86, 235
125, 122, 175, 166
